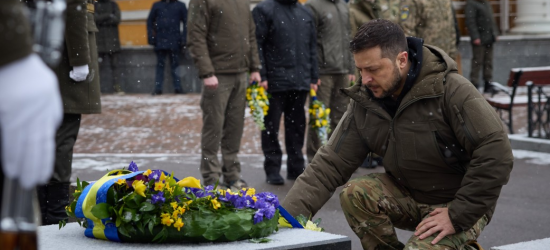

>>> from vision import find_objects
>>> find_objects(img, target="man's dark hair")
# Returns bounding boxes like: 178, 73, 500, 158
350, 19, 408, 59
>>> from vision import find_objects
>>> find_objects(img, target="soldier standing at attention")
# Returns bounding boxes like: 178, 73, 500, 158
282, 19, 513, 250
465, 0, 499, 93
305, 0, 355, 164
38, 0, 102, 225
187, 0, 262, 190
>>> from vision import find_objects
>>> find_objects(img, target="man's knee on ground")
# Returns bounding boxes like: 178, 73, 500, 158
339, 174, 382, 214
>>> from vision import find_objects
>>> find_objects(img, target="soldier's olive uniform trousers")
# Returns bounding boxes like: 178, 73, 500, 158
469, 43, 494, 88
38, 113, 81, 225
200, 73, 247, 186
340, 173, 487, 250
307, 74, 349, 163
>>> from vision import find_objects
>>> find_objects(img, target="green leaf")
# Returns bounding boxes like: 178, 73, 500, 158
152, 227, 166, 243
91, 203, 112, 219
132, 211, 141, 222
249, 238, 272, 243
76, 178, 81, 191
139, 202, 155, 212
136, 220, 145, 234
121, 208, 135, 223
148, 221, 155, 235
116, 217, 122, 227
118, 224, 132, 238
203, 217, 229, 241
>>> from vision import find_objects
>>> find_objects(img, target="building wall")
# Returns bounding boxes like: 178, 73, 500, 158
100, 36, 550, 94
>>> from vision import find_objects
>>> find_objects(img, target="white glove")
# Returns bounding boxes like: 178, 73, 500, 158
0, 54, 63, 189
69, 64, 89, 82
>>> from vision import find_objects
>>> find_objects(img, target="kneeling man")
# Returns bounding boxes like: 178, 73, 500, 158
282, 19, 513, 250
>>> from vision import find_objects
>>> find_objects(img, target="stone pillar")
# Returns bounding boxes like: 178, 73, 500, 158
510, 0, 550, 34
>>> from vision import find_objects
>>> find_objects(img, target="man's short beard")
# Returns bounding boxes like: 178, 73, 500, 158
373, 63, 402, 100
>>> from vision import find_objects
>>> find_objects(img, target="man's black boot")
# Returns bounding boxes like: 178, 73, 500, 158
266, 173, 284, 185
41, 183, 70, 225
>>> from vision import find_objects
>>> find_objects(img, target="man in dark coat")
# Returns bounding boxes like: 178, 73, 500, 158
38, 0, 102, 226
147, 0, 187, 95
252, 0, 319, 185
95, 0, 124, 94
465, 0, 499, 92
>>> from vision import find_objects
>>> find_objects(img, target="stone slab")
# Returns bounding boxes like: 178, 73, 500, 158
491, 237, 550, 250
508, 134, 550, 152
38, 223, 351, 250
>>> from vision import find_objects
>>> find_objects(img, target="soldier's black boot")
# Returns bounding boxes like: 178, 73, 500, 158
39, 183, 70, 225
483, 81, 493, 94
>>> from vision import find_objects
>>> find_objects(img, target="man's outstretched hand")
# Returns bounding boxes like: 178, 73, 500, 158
414, 208, 456, 245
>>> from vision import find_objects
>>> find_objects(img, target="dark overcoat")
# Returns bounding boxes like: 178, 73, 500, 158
147, 0, 187, 51
55, 0, 101, 114
94, 0, 121, 53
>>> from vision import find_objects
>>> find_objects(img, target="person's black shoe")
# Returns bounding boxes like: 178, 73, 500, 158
174, 89, 185, 94
483, 81, 493, 94
151, 90, 162, 96
266, 173, 284, 185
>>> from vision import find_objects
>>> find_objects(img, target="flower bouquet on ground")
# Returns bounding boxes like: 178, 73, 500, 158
309, 89, 331, 145
61, 162, 279, 243
246, 81, 269, 130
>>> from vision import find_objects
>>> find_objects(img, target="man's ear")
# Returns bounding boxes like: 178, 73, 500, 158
396, 51, 408, 70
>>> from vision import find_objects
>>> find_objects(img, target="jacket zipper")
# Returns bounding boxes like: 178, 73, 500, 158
453, 105, 475, 145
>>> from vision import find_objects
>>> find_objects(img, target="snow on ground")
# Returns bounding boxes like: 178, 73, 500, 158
512, 149, 550, 165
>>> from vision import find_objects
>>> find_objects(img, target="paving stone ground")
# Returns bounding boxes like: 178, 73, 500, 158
70, 94, 549, 250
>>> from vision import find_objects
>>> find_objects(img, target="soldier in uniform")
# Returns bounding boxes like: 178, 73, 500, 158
95, 0, 124, 94
379, 0, 458, 59
0, 0, 63, 215
305, 0, 355, 164
349, 0, 379, 38
38, 0, 102, 225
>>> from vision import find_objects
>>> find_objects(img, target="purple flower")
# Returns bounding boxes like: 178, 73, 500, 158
220, 192, 239, 204
149, 170, 162, 181
234, 196, 254, 209
128, 161, 139, 172
256, 192, 279, 207
253, 209, 264, 224
152, 192, 165, 204
263, 205, 276, 219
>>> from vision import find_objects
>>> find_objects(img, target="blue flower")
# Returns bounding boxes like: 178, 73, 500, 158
128, 161, 139, 172
150, 170, 162, 181
151, 192, 165, 204
256, 192, 279, 207
263, 205, 276, 219
234, 195, 254, 209
253, 209, 264, 224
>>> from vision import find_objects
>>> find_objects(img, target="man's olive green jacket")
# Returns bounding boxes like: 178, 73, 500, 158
282, 45, 513, 232
187, 0, 261, 78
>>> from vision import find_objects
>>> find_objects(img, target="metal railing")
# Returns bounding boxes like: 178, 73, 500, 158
527, 81, 550, 139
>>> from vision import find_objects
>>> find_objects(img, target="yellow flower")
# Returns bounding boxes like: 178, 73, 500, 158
161, 212, 171, 218
247, 88, 252, 94
172, 210, 179, 219
177, 177, 201, 189
315, 120, 321, 128
154, 182, 165, 191
321, 120, 328, 126
178, 206, 186, 214
310, 89, 316, 97
116, 179, 126, 185
159, 172, 166, 182
143, 169, 152, 176
65, 205, 72, 213
252, 196, 257, 202
171, 202, 178, 210
244, 188, 256, 196
305, 221, 322, 232
174, 218, 184, 231
211, 198, 221, 210
318, 108, 325, 117
313, 104, 319, 109
132, 180, 146, 197
325, 108, 331, 115
186, 200, 193, 205
161, 216, 174, 226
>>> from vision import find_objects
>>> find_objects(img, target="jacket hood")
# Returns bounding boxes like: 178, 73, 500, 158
342, 38, 458, 112
275, 0, 298, 4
